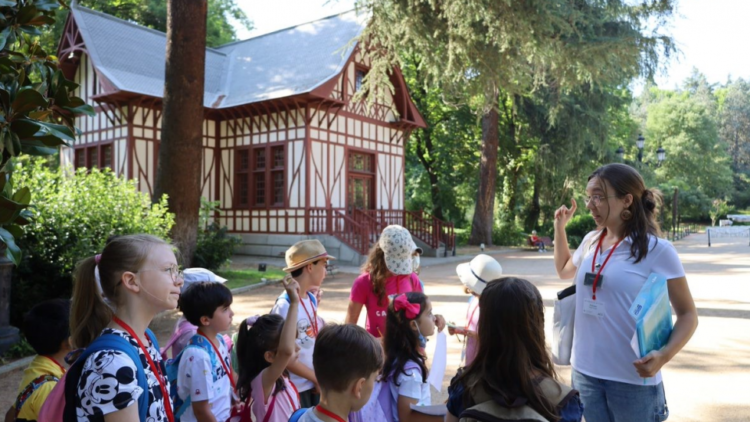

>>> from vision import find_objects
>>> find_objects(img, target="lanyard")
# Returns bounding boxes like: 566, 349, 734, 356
300, 297, 318, 337
590, 231, 622, 301
315, 405, 348, 422
197, 331, 236, 390
41, 355, 66, 375
113, 316, 175, 422
262, 377, 300, 422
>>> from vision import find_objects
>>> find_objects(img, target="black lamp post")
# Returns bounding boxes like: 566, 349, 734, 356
615, 134, 666, 167
636, 134, 645, 162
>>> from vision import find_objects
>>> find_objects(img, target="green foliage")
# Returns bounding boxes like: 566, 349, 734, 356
491, 220, 527, 247
565, 214, 597, 248
0, 0, 94, 264
0, 334, 34, 360
193, 198, 241, 271
10, 158, 174, 326
709, 199, 732, 227
39, 0, 252, 52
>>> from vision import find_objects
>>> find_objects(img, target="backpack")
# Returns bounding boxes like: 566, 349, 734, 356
458, 378, 577, 422
349, 361, 422, 422
38, 329, 158, 422
165, 333, 228, 421
14, 374, 59, 421
160, 318, 197, 360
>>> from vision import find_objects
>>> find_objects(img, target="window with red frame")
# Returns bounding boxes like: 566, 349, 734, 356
73, 144, 113, 170
236, 145, 285, 208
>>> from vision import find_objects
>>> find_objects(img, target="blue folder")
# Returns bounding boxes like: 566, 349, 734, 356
628, 273, 673, 358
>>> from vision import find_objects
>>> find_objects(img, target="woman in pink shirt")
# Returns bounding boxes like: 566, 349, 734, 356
345, 225, 424, 337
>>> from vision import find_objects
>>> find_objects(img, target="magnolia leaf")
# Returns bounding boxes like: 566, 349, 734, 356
11, 186, 30, 205
12, 88, 48, 116
36, 121, 74, 141
0, 227, 21, 266
0, 27, 10, 51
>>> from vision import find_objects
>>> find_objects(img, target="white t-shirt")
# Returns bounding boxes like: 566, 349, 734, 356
571, 231, 685, 385
389, 361, 430, 421
176, 336, 232, 422
270, 293, 318, 392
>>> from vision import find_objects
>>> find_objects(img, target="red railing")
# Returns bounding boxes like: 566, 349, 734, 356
308, 208, 373, 256
307, 208, 454, 256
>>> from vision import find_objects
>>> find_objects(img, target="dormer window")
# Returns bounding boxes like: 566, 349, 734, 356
355, 69, 366, 91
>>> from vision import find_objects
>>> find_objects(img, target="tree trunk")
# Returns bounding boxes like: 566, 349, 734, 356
469, 103, 499, 245
525, 173, 541, 231
153, 0, 207, 266
414, 130, 445, 221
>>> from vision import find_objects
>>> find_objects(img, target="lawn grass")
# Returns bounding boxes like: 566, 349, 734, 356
216, 268, 286, 290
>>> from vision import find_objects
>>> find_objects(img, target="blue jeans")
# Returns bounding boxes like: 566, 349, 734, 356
572, 369, 669, 422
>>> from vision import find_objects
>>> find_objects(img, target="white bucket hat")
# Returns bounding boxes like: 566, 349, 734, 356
379, 225, 421, 275
181, 268, 227, 292
456, 254, 503, 295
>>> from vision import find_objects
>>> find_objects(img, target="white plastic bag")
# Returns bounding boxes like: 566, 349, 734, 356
552, 285, 576, 365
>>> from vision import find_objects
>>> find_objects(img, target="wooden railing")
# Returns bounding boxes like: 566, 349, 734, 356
307, 208, 455, 256
308, 208, 373, 256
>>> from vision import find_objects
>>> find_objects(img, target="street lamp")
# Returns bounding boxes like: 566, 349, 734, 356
656, 146, 666, 164
636, 134, 645, 162
615, 145, 625, 161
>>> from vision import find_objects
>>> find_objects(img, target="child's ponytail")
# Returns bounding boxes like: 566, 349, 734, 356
70, 234, 169, 348
70, 256, 112, 348
381, 292, 428, 383
236, 315, 286, 402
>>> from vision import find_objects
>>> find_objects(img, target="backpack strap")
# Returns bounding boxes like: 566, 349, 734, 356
537, 378, 577, 411
160, 321, 195, 359
280, 291, 317, 307
288, 407, 308, 422
15, 374, 59, 418
64, 334, 150, 422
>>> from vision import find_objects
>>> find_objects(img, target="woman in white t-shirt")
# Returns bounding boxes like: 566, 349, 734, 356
553, 163, 698, 422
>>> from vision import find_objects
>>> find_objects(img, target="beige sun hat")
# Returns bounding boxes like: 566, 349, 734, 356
456, 254, 503, 295
283, 239, 336, 272
378, 225, 421, 275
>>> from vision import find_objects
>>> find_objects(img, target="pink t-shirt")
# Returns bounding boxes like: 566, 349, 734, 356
350, 272, 423, 337
464, 295, 480, 366
250, 370, 300, 422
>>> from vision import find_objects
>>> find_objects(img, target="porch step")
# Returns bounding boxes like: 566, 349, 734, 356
412, 236, 446, 257
234, 233, 365, 267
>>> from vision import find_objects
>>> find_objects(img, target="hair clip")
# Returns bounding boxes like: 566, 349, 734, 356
245, 315, 260, 328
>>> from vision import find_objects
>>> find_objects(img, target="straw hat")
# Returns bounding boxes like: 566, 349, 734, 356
283, 239, 336, 272
456, 254, 503, 295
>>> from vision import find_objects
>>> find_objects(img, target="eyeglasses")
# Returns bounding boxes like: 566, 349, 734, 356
584, 195, 617, 207
138, 265, 184, 282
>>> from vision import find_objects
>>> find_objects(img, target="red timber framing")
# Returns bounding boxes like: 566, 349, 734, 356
57, 11, 456, 256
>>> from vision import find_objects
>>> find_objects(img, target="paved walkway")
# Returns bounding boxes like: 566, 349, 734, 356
1, 233, 748, 421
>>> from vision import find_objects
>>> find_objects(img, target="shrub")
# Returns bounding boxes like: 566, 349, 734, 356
10, 158, 174, 326
565, 214, 597, 248
192, 198, 241, 271
492, 220, 527, 246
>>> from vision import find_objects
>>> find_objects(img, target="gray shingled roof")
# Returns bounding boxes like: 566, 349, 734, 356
70, 4, 367, 108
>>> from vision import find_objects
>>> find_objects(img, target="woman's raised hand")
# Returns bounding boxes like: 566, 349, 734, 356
554, 198, 577, 231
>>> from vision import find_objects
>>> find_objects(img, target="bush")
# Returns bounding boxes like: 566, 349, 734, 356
193, 198, 241, 271
492, 221, 527, 246
565, 214, 597, 248
10, 158, 174, 326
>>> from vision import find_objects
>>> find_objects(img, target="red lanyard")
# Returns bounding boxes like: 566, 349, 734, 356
465, 300, 479, 331
41, 355, 66, 375
590, 231, 622, 301
197, 331, 236, 390
315, 405, 348, 422
300, 296, 318, 337
113, 316, 174, 422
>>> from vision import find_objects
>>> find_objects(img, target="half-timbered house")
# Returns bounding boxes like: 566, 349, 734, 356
57, 3, 454, 264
